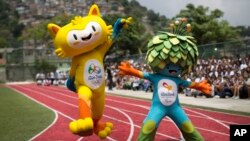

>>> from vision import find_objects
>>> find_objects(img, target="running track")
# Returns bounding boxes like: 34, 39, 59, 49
9, 84, 250, 141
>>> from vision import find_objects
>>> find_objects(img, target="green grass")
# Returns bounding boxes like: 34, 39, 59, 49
0, 86, 55, 141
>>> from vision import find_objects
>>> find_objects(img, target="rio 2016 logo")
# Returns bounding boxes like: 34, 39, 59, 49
84, 60, 104, 89
158, 80, 177, 106
88, 63, 101, 74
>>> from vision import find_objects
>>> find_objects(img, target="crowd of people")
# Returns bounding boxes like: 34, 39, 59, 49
184, 56, 250, 99
35, 70, 68, 86
34, 55, 250, 100
105, 60, 153, 92
105, 55, 250, 100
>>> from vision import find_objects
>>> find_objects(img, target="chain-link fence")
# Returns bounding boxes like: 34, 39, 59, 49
1, 39, 250, 82
106, 39, 250, 63
198, 40, 250, 59
2, 47, 70, 82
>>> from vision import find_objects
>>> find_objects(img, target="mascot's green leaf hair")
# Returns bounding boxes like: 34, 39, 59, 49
146, 18, 198, 76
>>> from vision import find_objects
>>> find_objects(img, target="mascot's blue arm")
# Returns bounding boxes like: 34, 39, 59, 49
112, 18, 123, 39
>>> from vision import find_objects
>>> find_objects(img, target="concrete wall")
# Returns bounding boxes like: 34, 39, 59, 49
0, 67, 6, 83
6, 65, 36, 82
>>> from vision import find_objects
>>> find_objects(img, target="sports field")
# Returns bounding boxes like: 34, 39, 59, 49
1, 84, 250, 141
0, 85, 55, 141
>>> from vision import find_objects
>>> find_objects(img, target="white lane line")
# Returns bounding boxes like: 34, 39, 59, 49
24, 85, 134, 140
18, 85, 180, 140
105, 98, 217, 120
106, 97, 244, 125
37, 85, 231, 136
106, 105, 134, 141
105, 97, 232, 125
10, 85, 84, 141
105, 98, 232, 137
37, 86, 178, 140
184, 108, 230, 130
9, 86, 59, 141
76, 137, 83, 141
104, 93, 250, 119
32, 85, 180, 140
13, 85, 131, 141
33, 85, 250, 131
45, 85, 250, 120
115, 108, 228, 136
47, 85, 238, 122
102, 114, 179, 140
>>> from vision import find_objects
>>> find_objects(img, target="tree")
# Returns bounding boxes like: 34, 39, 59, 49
0, 0, 24, 48
34, 59, 57, 73
103, 0, 170, 55
174, 4, 240, 45
103, 14, 151, 55
147, 10, 160, 25
236, 26, 250, 37
123, 0, 147, 19
21, 14, 73, 49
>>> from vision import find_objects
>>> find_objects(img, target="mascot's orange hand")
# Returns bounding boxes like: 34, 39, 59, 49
190, 80, 211, 95
118, 61, 142, 78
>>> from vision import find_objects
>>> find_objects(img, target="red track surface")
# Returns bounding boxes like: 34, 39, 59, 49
9, 84, 250, 141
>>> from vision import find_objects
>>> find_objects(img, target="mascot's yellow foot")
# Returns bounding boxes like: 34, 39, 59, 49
69, 117, 94, 136
94, 122, 113, 139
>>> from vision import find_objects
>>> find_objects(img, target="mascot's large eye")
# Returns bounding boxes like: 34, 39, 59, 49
73, 34, 77, 40
67, 21, 102, 48
92, 25, 96, 32
87, 22, 101, 33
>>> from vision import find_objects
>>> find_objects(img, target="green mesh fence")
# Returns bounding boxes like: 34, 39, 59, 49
2, 39, 250, 81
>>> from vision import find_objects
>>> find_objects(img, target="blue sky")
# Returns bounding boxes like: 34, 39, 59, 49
136, 0, 250, 26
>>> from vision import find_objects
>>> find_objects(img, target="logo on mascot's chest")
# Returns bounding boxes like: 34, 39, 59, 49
84, 59, 104, 89
157, 80, 177, 106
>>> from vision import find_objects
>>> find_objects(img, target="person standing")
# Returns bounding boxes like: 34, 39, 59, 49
107, 66, 113, 90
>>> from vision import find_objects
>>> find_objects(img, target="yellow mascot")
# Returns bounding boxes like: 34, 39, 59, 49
47, 4, 132, 139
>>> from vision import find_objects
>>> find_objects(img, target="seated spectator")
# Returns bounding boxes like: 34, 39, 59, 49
238, 77, 249, 99
213, 77, 232, 98
143, 79, 153, 92
115, 75, 123, 89
184, 88, 192, 96
191, 89, 202, 98
184, 76, 192, 96
35, 72, 43, 85
246, 77, 250, 99
191, 77, 203, 98
122, 77, 132, 90
131, 77, 140, 91
213, 79, 224, 98
232, 76, 244, 99
239, 84, 249, 99
222, 78, 233, 98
